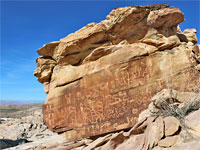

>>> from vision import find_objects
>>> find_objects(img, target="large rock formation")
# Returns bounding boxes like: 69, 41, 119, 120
34, 4, 200, 141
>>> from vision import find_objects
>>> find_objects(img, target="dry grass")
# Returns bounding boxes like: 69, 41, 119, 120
152, 96, 200, 139
153, 98, 200, 122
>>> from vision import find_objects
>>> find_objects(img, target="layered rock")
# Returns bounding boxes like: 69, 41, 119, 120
34, 4, 200, 140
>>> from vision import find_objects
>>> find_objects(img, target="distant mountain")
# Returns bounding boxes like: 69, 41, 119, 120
0, 103, 43, 118
0, 100, 44, 105
0, 101, 25, 105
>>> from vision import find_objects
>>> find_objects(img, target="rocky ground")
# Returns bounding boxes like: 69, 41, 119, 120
0, 104, 61, 149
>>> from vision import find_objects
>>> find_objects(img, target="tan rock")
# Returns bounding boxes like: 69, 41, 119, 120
143, 116, 164, 149
83, 134, 112, 150
147, 7, 184, 28
52, 6, 150, 64
48, 43, 158, 91
183, 28, 197, 44
115, 134, 145, 150
192, 45, 200, 65
34, 57, 56, 83
35, 5, 184, 66
164, 116, 180, 136
192, 45, 200, 55
184, 109, 200, 138
195, 64, 200, 71
127, 116, 156, 136
34, 65, 53, 83
141, 28, 181, 51
138, 108, 152, 121
158, 136, 178, 147
44, 82, 50, 94
170, 140, 200, 150
98, 132, 126, 150
83, 45, 121, 64
37, 41, 59, 57
36, 56, 56, 67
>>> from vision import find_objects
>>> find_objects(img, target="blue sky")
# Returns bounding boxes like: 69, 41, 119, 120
0, 0, 199, 104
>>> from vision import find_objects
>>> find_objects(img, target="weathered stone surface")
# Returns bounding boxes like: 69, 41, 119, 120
83, 134, 112, 150
48, 43, 158, 91
143, 116, 164, 149
43, 82, 50, 94
184, 109, 200, 138
147, 7, 184, 28
37, 41, 59, 57
114, 134, 145, 150
183, 28, 197, 44
141, 28, 181, 50
33, 4, 200, 141
42, 44, 199, 138
127, 116, 156, 136
158, 136, 178, 147
170, 140, 200, 150
164, 116, 180, 136
192, 45, 200, 65
34, 57, 56, 83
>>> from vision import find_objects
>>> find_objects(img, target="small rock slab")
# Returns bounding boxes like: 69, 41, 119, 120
158, 136, 178, 147
143, 116, 164, 149
164, 116, 180, 136
83, 134, 112, 150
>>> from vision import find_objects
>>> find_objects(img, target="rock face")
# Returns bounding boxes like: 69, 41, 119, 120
34, 4, 200, 140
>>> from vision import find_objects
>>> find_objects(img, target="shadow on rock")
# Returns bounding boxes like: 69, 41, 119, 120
0, 139, 30, 149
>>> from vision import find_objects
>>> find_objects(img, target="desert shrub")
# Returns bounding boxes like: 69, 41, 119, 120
153, 98, 200, 121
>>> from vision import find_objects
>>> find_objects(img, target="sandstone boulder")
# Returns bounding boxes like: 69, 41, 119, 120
34, 4, 200, 141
